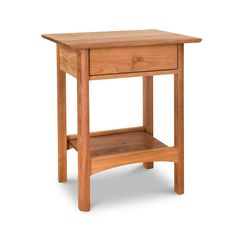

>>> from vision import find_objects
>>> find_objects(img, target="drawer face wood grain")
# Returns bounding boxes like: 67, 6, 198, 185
90, 45, 177, 75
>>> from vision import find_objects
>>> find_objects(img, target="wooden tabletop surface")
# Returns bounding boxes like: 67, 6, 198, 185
42, 29, 201, 49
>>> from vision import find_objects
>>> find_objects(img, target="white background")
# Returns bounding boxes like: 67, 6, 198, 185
0, 0, 235, 235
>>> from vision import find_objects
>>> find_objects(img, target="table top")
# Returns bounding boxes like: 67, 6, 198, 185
42, 29, 201, 49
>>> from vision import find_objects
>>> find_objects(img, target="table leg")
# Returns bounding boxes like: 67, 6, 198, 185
174, 44, 184, 194
57, 44, 67, 182
143, 75, 154, 169
77, 49, 90, 211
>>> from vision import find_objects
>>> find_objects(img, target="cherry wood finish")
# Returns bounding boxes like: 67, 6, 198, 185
42, 29, 201, 211
91, 147, 178, 175
90, 69, 178, 80
57, 44, 67, 182
90, 45, 177, 75
143, 76, 154, 169
174, 45, 184, 194
69, 131, 166, 156
67, 126, 145, 153
68, 131, 178, 174
77, 49, 90, 211
59, 44, 77, 77
42, 29, 201, 49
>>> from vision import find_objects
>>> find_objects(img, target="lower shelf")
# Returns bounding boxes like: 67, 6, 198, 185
68, 130, 178, 174
69, 131, 167, 158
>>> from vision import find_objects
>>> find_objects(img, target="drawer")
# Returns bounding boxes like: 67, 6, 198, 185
90, 45, 177, 76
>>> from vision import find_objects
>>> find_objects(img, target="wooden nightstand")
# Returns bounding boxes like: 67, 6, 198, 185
42, 29, 201, 211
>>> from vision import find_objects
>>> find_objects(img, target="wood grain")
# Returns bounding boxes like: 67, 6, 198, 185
77, 49, 90, 211
59, 44, 78, 77
89, 69, 178, 80
90, 45, 177, 75
57, 44, 67, 182
91, 147, 178, 174
42, 29, 202, 49
68, 130, 177, 174
43, 29, 201, 210
69, 131, 167, 157
143, 76, 154, 169
174, 44, 184, 194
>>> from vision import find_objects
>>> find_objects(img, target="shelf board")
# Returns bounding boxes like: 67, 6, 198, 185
69, 131, 167, 158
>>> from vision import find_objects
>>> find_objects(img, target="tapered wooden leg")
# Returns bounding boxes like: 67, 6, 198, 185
77, 49, 90, 211
57, 44, 67, 182
174, 44, 184, 194
143, 76, 154, 169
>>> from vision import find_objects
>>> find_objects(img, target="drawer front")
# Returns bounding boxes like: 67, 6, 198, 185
90, 45, 177, 76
